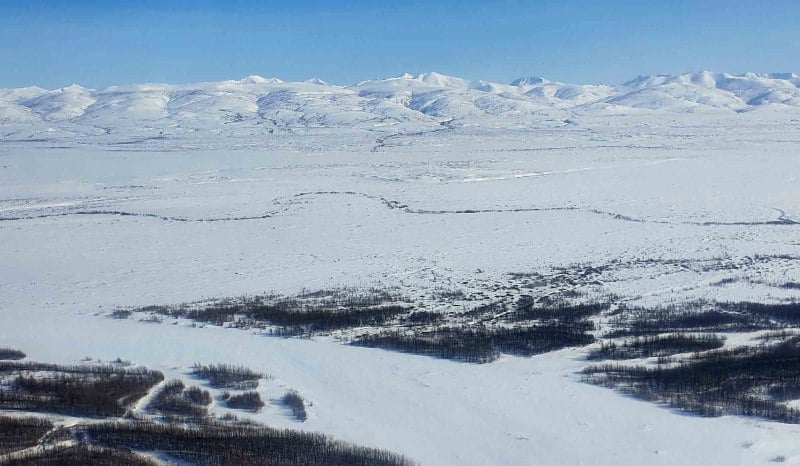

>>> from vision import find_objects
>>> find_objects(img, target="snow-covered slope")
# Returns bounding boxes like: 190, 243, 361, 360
1, 71, 799, 145
22, 84, 97, 120
610, 71, 800, 110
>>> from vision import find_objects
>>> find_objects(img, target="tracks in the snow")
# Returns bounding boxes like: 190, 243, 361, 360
0, 190, 797, 227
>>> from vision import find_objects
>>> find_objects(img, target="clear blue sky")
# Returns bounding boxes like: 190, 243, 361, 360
1, 0, 798, 89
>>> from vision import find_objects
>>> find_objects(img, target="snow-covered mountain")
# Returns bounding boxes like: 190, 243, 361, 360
610, 71, 800, 110
1, 71, 799, 144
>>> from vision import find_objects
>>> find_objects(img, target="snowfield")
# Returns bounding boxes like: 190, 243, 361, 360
1, 72, 800, 465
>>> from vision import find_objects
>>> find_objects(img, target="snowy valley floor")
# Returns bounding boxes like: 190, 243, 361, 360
1, 114, 800, 465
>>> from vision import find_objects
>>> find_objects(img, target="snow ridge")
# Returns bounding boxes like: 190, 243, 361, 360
1, 71, 799, 142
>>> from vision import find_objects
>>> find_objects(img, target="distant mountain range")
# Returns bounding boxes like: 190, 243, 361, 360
2, 71, 799, 145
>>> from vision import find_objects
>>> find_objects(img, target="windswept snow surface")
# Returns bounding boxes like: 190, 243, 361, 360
2, 73, 800, 465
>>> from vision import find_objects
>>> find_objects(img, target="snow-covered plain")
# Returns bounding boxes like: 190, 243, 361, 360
1, 72, 800, 465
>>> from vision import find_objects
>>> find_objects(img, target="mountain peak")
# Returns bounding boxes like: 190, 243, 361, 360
61, 83, 90, 92
238, 75, 283, 84
621, 74, 672, 89
417, 72, 470, 89
304, 77, 329, 85
3, 70, 799, 131
511, 76, 547, 87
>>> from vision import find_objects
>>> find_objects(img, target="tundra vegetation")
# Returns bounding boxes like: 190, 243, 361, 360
0, 349, 414, 465
112, 263, 800, 425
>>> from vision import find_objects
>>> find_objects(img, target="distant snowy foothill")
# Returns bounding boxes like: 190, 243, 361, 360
1, 71, 799, 140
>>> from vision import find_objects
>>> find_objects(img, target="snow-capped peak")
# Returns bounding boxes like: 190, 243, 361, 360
621, 74, 672, 89
239, 75, 283, 84
674, 71, 718, 88
61, 83, 92, 93
2, 70, 799, 133
511, 76, 548, 87
417, 72, 471, 89
304, 77, 330, 85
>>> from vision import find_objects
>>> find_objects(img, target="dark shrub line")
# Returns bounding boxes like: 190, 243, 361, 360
109, 309, 132, 319
132, 288, 413, 335
158, 300, 409, 334
223, 391, 264, 411
1, 444, 163, 465
0, 354, 413, 465
183, 385, 212, 405
1, 362, 163, 418
147, 379, 211, 422
754, 330, 800, 342
608, 304, 774, 337
507, 295, 610, 322
402, 311, 445, 325
281, 390, 307, 421
0, 348, 26, 360
718, 301, 800, 325
0, 415, 52, 454
353, 321, 595, 363
587, 334, 725, 360
584, 337, 800, 423
80, 421, 415, 466
0, 361, 160, 376
191, 363, 263, 389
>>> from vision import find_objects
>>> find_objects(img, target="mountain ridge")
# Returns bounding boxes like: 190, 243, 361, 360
2, 71, 799, 144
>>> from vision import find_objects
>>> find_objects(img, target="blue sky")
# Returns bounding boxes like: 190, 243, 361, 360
1, 0, 798, 88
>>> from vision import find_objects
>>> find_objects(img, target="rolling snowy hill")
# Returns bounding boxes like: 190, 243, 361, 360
1, 71, 799, 147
